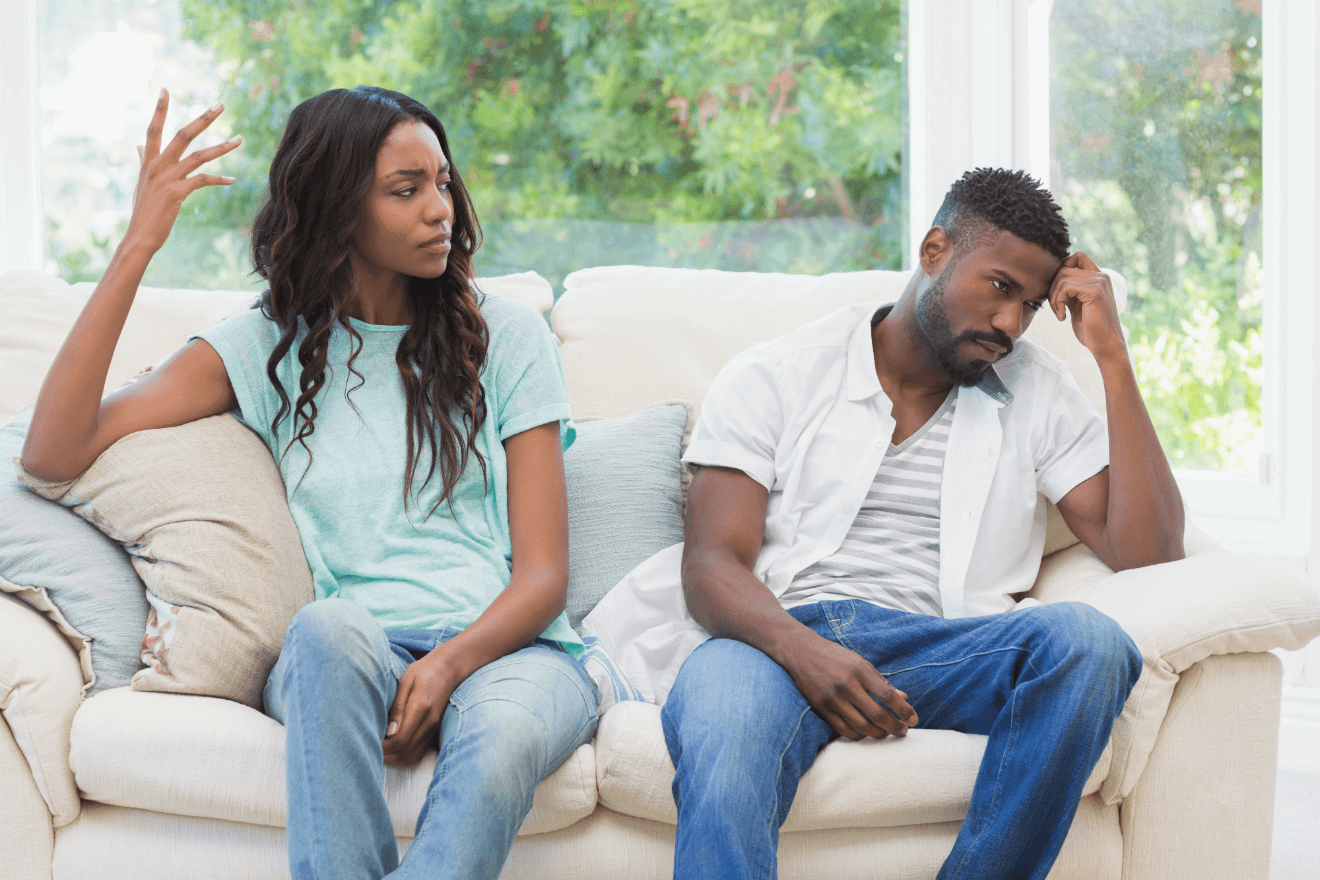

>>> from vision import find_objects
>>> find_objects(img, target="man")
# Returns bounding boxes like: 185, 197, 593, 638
584, 168, 1185, 880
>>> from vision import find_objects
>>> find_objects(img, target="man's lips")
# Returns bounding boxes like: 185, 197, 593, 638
975, 339, 1008, 356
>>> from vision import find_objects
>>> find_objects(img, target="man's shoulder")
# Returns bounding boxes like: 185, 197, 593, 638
735, 301, 880, 369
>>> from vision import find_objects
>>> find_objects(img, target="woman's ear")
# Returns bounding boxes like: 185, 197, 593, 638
918, 226, 951, 276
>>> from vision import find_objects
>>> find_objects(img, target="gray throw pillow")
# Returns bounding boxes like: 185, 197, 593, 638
565, 404, 687, 633
0, 407, 149, 693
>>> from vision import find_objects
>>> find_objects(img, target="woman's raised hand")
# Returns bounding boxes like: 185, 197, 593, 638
125, 88, 242, 256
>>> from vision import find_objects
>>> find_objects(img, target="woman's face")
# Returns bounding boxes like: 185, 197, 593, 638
349, 119, 454, 284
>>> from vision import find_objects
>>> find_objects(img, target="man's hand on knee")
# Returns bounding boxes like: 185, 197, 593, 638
781, 632, 917, 741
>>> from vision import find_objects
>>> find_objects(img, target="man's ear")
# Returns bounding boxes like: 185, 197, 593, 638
919, 227, 953, 277
913, 226, 955, 278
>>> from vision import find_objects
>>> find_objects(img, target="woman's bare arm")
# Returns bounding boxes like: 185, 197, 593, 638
382, 420, 570, 766
21, 90, 242, 481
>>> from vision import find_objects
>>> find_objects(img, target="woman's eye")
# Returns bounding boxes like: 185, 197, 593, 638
395, 187, 416, 197
439, 179, 451, 192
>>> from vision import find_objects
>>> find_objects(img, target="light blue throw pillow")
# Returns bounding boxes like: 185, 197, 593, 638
564, 404, 687, 633
0, 407, 149, 693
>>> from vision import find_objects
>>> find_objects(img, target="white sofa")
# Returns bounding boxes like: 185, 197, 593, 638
1, 264, 1314, 880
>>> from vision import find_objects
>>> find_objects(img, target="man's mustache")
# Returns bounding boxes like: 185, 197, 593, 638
954, 330, 1014, 356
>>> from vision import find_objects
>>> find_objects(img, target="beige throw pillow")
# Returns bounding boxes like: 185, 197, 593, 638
17, 414, 313, 709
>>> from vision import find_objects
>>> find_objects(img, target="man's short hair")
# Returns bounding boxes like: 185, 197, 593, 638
932, 168, 1070, 261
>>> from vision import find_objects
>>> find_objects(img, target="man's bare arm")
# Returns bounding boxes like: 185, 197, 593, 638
682, 465, 917, 740
1050, 252, 1185, 570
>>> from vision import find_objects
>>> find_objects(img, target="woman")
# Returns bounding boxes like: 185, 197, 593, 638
22, 86, 599, 879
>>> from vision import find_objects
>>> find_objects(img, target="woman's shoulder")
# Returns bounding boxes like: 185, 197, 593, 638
194, 302, 287, 365
474, 289, 551, 341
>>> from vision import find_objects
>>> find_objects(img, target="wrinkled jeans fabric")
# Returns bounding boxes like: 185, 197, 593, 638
264, 598, 600, 880
662, 600, 1142, 880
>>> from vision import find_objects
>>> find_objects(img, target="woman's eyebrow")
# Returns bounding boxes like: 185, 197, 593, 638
382, 162, 450, 182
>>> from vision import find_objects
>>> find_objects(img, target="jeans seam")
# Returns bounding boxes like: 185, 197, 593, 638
878, 645, 1031, 678
945, 652, 1040, 880
428, 702, 466, 811
764, 702, 814, 880
824, 600, 859, 652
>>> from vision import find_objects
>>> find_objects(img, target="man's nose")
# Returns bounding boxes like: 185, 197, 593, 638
992, 303, 1026, 340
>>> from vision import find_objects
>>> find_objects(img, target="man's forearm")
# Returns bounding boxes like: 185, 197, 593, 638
681, 546, 817, 665
1097, 351, 1185, 567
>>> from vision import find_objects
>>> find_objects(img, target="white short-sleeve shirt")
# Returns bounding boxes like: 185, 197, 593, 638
583, 302, 1109, 703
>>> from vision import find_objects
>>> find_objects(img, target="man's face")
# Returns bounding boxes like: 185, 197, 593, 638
914, 229, 1062, 386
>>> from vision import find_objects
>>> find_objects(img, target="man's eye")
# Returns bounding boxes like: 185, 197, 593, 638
1026, 299, 1045, 312
991, 279, 1008, 291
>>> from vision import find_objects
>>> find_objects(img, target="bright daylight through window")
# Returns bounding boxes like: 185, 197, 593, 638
38, 0, 906, 294
37, 0, 1269, 484
1050, 0, 1264, 478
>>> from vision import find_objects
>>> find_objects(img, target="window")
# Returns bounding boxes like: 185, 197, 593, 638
1050, 0, 1264, 479
33, 0, 908, 293
5, 0, 1318, 558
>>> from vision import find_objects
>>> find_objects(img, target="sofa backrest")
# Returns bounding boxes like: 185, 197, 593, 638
551, 264, 1127, 422
0, 270, 554, 424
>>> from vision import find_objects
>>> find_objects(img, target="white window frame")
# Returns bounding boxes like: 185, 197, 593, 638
909, 0, 1319, 563
0, 0, 43, 274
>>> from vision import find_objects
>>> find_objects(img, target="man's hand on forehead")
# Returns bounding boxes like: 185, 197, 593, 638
1048, 251, 1126, 363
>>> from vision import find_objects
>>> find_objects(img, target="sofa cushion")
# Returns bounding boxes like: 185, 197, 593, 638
0, 591, 86, 827
1, 407, 149, 695
593, 701, 1110, 832
565, 404, 689, 632
69, 687, 597, 837
1031, 537, 1320, 802
17, 414, 314, 710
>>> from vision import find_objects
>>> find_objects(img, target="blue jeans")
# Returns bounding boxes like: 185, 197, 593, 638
661, 600, 1142, 880
264, 598, 600, 880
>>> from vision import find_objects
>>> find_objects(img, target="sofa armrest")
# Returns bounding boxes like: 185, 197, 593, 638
0, 592, 85, 828
1025, 534, 1319, 803
1120, 652, 1282, 880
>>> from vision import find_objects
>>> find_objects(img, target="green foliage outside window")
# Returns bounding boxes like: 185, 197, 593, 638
174, 0, 905, 287
1051, 0, 1263, 473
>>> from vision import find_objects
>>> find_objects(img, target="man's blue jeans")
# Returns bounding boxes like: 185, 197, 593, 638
263, 598, 600, 880
661, 600, 1142, 880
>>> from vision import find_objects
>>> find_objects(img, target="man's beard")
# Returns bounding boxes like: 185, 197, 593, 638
914, 264, 1014, 388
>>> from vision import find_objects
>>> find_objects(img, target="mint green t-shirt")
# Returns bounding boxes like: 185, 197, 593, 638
195, 293, 582, 655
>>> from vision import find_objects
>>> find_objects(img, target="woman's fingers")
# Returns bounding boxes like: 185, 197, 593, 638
142, 88, 169, 163
179, 134, 242, 177
159, 100, 227, 165
184, 173, 236, 193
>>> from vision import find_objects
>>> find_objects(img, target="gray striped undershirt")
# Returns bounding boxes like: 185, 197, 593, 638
781, 391, 956, 617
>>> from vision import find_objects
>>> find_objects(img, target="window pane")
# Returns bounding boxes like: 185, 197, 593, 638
39, 0, 244, 288
39, 1, 907, 293
1050, 1, 1263, 476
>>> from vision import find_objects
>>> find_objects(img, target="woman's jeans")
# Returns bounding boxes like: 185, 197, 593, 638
264, 598, 600, 880
661, 600, 1142, 880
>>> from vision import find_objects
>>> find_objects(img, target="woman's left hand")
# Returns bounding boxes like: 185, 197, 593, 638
383, 648, 462, 767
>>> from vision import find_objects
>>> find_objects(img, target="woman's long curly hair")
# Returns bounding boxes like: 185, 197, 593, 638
250, 86, 488, 516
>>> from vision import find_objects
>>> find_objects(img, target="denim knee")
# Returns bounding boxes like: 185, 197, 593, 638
281, 599, 389, 676
663, 639, 806, 767
1040, 602, 1143, 692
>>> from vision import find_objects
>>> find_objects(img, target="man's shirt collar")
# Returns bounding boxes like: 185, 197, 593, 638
846, 304, 1014, 406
